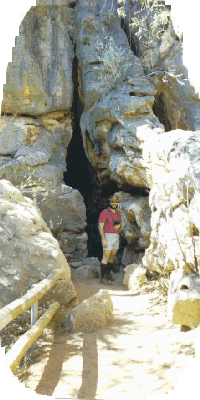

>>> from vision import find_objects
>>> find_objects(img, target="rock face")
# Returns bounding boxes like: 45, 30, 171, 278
118, 191, 151, 250
123, 0, 200, 132
75, 0, 164, 188
62, 289, 113, 333
168, 270, 200, 329
2, 0, 200, 279
142, 129, 200, 275
0, 180, 75, 308
2, 5, 74, 116
123, 264, 147, 291
0, 116, 88, 262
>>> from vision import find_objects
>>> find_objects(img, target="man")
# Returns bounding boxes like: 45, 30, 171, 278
98, 194, 122, 283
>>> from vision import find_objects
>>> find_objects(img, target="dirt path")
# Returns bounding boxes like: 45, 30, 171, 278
23, 271, 196, 399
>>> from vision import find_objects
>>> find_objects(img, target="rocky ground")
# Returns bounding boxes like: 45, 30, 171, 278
11, 268, 197, 399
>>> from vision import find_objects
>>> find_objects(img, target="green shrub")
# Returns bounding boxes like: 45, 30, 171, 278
131, 0, 170, 43
95, 36, 131, 88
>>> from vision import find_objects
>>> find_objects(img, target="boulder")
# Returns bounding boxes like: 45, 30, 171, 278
142, 129, 200, 275
70, 257, 100, 269
123, 264, 147, 291
0, 180, 75, 308
168, 269, 200, 329
73, 264, 100, 280
117, 191, 151, 251
62, 289, 113, 333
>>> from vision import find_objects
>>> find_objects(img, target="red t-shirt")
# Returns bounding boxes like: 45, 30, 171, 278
99, 207, 122, 233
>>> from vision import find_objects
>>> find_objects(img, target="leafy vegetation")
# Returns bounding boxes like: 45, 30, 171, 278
118, 0, 170, 45
95, 36, 131, 88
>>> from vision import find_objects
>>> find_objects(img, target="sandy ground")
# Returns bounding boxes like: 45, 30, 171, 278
22, 270, 197, 399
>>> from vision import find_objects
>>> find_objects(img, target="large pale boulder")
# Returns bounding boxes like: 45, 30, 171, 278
168, 270, 200, 329
62, 289, 113, 333
123, 264, 147, 291
117, 191, 151, 250
142, 129, 200, 275
0, 180, 74, 308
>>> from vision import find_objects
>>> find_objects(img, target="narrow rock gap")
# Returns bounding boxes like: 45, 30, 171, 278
63, 55, 118, 260
153, 92, 172, 132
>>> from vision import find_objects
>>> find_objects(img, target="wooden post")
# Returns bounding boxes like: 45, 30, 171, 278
30, 290, 38, 352
0, 269, 63, 331
6, 301, 60, 374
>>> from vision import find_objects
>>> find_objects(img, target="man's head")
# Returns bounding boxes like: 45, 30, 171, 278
109, 194, 119, 209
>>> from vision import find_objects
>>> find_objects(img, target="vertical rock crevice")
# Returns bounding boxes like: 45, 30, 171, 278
64, 53, 107, 260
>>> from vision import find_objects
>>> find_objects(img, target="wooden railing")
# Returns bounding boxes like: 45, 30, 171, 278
0, 268, 63, 374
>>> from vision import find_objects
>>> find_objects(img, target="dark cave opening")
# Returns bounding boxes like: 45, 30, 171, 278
64, 56, 120, 261
153, 92, 171, 132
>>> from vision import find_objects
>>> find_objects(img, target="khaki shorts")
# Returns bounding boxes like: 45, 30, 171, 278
103, 233, 119, 251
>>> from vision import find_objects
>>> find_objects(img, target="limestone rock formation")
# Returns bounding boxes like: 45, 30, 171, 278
0, 116, 88, 261
117, 191, 151, 250
142, 129, 200, 275
123, 264, 147, 291
122, 0, 200, 132
0, 180, 75, 308
2, 4, 74, 116
2, 0, 200, 278
75, 0, 164, 188
168, 270, 200, 329
62, 289, 113, 333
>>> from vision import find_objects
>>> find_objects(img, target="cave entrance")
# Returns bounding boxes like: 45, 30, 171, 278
153, 92, 171, 132
64, 56, 118, 261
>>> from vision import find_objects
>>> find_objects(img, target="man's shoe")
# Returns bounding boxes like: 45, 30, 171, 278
100, 263, 110, 284
107, 263, 115, 281
100, 263, 113, 284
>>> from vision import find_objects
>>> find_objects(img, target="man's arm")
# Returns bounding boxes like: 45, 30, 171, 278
99, 222, 107, 248
99, 222, 105, 239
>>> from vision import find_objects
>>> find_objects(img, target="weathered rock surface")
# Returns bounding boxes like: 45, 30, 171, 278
2, 4, 74, 116
168, 269, 200, 329
70, 257, 100, 269
75, 0, 164, 188
73, 264, 100, 280
0, 180, 74, 308
71, 257, 100, 280
142, 129, 200, 275
123, 264, 147, 291
123, 0, 200, 132
0, 116, 88, 261
62, 289, 113, 333
117, 191, 151, 250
